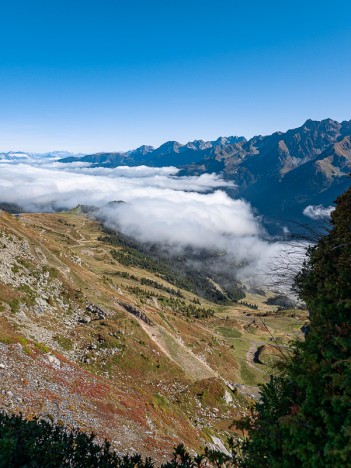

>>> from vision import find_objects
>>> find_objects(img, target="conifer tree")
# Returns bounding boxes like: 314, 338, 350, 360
240, 186, 351, 467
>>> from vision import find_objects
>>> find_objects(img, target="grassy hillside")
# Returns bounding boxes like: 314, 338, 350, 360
0, 210, 307, 460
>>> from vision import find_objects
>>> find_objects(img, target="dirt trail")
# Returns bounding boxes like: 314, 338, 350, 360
138, 320, 217, 381
75, 218, 87, 242
29, 217, 90, 248
138, 319, 261, 399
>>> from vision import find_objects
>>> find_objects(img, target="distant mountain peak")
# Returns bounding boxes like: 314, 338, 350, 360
302, 118, 340, 132
213, 136, 246, 146
153, 141, 183, 155
128, 145, 155, 157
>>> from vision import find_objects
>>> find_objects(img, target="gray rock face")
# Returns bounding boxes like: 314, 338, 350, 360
116, 300, 152, 325
85, 302, 107, 320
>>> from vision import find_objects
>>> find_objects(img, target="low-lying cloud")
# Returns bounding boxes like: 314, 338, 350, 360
99, 190, 260, 251
0, 159, 305, 289
0, 162, 231, 212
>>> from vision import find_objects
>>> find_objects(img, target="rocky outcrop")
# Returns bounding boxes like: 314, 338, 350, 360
116, 300, 152, 325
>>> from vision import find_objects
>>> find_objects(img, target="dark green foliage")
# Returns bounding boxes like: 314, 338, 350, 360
125, 286, 215, 319
139, 277, 184, 297
110, 247, 168, 276
161, 440, 243, 467
110, 246, 234, 303
162, 444, 195, 467
112, 271, 139, 281
0, 413, 240, 467
102, 229, 245, 304
115, 271, 184, 297
239, 301, 258, 310
158, 296, 215, 319
239, 186, 351, 467
0, 412, 154, 467
265, 295, 296, 310
0, 203, 23, 214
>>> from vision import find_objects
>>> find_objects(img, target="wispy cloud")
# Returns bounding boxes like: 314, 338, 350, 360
303, 204, 334, 220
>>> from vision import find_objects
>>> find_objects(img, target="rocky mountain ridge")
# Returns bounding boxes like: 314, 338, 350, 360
58, 118, 351, 227
59, 136, 246, 168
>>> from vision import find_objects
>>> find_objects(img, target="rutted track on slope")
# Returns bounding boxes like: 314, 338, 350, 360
138, 319, 217, 381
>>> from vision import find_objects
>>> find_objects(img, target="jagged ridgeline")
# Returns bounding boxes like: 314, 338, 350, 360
99, 228, 245, 304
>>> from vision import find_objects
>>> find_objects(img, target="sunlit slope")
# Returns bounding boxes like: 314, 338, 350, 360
0, 210, 307, 459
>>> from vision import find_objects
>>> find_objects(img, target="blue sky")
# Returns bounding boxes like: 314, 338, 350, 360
0, 0, 350, 153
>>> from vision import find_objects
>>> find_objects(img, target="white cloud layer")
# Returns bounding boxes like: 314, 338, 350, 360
0, 159, 305, 289
0, 162, 232, 212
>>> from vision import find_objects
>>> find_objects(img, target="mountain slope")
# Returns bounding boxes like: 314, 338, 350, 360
0, 210, 306, 459
233, 121, 351, 226
178, 118, 351, 227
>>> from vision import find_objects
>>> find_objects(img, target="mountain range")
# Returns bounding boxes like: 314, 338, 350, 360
2, 119, 350, 229
60, 118, 351, 229
60, 136, 245, 168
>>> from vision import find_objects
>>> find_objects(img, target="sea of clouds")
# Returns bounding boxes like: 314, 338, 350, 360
0, 158, 308, 289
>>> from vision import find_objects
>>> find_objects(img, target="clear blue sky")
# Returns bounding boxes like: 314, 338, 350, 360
0, 0, 350, 153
